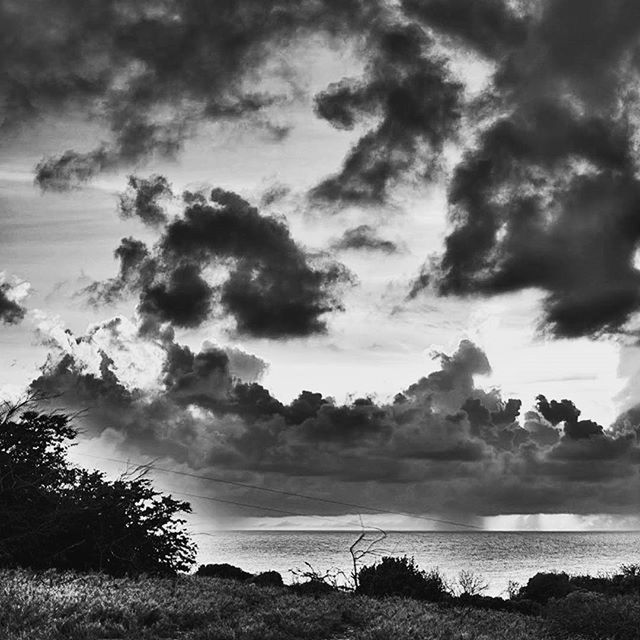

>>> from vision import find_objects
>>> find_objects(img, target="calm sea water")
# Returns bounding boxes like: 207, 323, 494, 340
194, 531, 640, 596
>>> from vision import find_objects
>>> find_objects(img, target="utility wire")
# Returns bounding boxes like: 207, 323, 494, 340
177, 492, 317, 518
175, 492, 369, 531
80, 453, 483, 530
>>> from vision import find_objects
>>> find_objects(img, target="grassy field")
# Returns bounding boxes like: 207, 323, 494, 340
0, 569, 577, 640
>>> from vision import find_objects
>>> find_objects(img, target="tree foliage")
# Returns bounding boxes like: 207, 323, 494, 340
0, 398, 196, 575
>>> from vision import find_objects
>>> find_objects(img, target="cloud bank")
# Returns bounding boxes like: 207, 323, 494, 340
30, 323, 640, 520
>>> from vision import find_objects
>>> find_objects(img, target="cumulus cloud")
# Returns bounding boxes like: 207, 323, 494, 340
311, 21, 462, 203
86, 178, 352, 338
0, 0, 393, 190
0, 273, 29, 325
29, 330, 640, 518
401, 0, 528, 60
118, 174, 173, 227
408, 0, 640, 338
331, 225, 399, 254
8, 0, 640, 341
3, 1, 472, 197
0, 288, 25, 325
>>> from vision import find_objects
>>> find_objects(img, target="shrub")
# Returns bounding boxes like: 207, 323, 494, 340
562, 565, 640, 598
546, 590, 640, 640
357, 556, 450, 602
251, 571, 284, 587
616, 564, 640, 595
290, 579, 337, 595
621, 563, 640, 577
196, 564, 253, 581
518, 572, 571, 603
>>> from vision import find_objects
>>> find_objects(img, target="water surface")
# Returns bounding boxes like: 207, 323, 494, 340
194, 530, 640, 596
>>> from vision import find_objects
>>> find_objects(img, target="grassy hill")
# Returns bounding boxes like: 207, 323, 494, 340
0, 569, 575, 640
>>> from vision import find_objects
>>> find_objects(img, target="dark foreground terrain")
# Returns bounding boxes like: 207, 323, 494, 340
0, 569, 587, 640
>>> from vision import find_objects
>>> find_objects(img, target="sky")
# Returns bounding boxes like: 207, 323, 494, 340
2, 0, 640, 531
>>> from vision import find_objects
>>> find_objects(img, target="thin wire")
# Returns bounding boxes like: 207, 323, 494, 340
177, 492, 315, 518
176, 492, 368, 532
80, 452, 482, 530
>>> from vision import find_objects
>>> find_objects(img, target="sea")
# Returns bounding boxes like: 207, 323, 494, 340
194, 530, 640, 596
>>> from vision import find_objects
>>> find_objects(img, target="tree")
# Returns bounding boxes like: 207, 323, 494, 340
0, 397, 196, 575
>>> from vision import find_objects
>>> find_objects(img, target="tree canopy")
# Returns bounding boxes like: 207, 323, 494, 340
0, 398, 196, 575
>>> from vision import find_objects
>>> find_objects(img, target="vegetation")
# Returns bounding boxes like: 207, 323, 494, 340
0, 400, 195, 575
517, 565, 640, 602
197, 563, 284, 587
546, 590, 640, 640
0, 569, 570, 640
357, 556, 450, 602
1, 398, 639, 639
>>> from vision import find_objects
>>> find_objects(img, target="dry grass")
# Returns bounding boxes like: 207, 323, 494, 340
546, 590, 640, 640
0, 569, 576, 640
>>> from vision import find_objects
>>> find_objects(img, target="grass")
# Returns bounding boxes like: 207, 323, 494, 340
546, 590, 640, 640
0, 569, 575, 640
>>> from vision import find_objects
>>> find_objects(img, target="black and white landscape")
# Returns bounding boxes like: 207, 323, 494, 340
1, 2, 640, 639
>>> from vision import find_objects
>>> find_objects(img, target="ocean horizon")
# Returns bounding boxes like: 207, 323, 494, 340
193, 530, 640, 597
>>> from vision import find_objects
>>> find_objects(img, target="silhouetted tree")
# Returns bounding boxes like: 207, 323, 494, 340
0, 397, 195, 575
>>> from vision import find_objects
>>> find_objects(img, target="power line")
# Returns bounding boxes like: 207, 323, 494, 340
80, 453, 482, 530
177, 492, 317, 518
175, 492, 369, 531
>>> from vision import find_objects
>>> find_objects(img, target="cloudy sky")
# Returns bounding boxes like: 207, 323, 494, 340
2, 0, 640, 531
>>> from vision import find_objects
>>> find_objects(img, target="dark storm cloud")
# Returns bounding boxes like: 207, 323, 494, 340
403, 339, 491, 404
401, 0, 529, 59
31, 332, 640, 517
536, 394, 608, 440
311, 21, 463, 203
88, 179, 351, 338
412, 0, 640, 338
4, 0, 473, 197
119, 175, 172, 227
536, 395, 581, 427
331, 225, 399, 253
35, 148, 114, 192
139, 262, 213, 330
0, 283, 25, 325
9, 0, 640, 340
84, 237, 153, 306
0, 0, 391, 189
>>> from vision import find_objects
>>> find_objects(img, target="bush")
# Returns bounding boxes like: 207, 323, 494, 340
357, 556, 450, 602
196, 563, 253, 581
290, 579, 337, 595
546, 590, 640, 640
252, 571, 284, 587
533, 564, 640, 599
569, 565, 640, 597
518, 572, 571, 603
